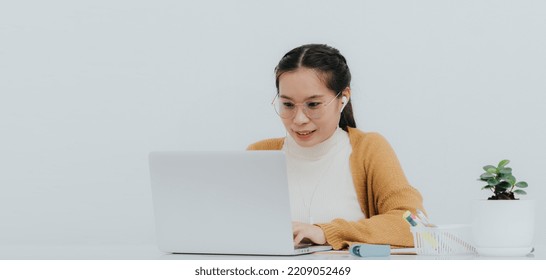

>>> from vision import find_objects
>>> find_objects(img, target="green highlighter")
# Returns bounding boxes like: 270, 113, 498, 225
349, 244, 391, 258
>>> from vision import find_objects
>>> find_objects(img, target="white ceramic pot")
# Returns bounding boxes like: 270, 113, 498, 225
472, 199, 535, 257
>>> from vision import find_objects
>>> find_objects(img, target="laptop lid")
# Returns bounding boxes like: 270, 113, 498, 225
149, 150, 327, 255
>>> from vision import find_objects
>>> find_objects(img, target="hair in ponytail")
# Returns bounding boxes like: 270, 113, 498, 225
274, 44, 356, 131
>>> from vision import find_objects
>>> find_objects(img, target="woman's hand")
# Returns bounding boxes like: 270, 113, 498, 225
292, 221, 326, 246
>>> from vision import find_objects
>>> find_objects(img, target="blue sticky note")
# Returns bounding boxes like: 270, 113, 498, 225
349, 244, 391, 258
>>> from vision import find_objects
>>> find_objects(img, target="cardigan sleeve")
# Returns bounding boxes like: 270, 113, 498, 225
246, 138, 284, 151
317, 132, 425, 249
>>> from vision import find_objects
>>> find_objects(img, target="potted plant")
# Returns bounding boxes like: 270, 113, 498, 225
472, 159, 535, 257
479, 159, 528, 200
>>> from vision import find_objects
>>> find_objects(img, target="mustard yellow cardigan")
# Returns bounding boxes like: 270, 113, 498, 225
247, 127, 424, 249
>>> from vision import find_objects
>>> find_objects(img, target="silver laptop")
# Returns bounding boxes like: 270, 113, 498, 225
148, 150, 332, 255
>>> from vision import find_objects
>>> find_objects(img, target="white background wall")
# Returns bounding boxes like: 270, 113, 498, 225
1, 0, 545, 251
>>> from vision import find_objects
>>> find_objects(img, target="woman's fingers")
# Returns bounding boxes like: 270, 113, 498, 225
292, 222, 326, 246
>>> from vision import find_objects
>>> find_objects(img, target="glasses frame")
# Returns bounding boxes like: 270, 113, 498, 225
271, 91, 342, 119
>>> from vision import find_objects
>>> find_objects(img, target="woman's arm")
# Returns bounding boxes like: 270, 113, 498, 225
317, 132, 424, 249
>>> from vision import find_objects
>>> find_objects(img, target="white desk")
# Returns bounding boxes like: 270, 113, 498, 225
0, 243, 542, 260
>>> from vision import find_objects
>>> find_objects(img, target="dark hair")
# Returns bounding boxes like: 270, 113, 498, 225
274, 44, 356, 132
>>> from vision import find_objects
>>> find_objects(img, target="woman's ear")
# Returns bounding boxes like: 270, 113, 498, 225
340, 88, 351, 112
340, 96, 348, 112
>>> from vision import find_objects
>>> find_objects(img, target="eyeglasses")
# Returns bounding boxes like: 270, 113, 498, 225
271, 91, 342, 119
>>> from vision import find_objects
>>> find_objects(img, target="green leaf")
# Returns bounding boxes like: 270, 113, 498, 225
487, 168, 497, 174
487, 178, 499, 186
498, 159, 510, 168
513, 189, 527, 195
480, 173, 495, 180
515, 181, 528, 188
506, 175, 516, 186
498, 181, 511, 190
481, 185, 493, 190
483, 165, 497, 173
499, 167, 513, 175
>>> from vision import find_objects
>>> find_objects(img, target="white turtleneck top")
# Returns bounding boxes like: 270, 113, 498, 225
282, 127, 365, 224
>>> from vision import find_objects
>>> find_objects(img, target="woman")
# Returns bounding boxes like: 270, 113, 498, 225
247, 44, 424, 250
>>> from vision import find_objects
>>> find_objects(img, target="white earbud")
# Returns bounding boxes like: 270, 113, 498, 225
340, 96, 348, 112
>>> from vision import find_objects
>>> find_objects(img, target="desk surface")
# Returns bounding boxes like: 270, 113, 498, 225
0, 244, 542, 260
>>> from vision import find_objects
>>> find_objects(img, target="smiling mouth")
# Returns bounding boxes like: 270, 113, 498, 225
295, 130, 316, 136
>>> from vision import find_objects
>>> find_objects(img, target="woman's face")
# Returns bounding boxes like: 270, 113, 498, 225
277, 67, 348, 147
